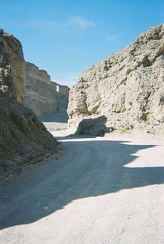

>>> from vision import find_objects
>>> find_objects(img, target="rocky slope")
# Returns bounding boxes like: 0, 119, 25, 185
0, 30, 60, 178
68, 24, 164, 134
25, 62, 70, 118
0, 29, 25, 103
0, 92, 60, 178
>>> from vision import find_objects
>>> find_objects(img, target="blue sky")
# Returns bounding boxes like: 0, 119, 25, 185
1, 0, 164, 87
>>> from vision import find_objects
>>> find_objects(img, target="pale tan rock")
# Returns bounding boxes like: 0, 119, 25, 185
24, 62, 57, 117
25, 62, 70, 118
0, 30, 60, 179
68, 24, 164, 134
0, 29, 25, 103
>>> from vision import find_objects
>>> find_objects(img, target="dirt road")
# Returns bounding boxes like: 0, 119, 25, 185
0, 132, 164, 243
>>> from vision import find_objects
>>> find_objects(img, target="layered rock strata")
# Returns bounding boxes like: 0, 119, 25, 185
0, 29, 25, 103
0, 30, 60, 178
68, 24, 164, 134
0, 92, 60, 178
24, 62, 57, 117
25, 62, 70, 118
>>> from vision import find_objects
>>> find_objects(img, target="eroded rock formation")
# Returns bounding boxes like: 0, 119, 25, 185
0, 92, 60, 178
0, 30, 60, 178
68, 24, 164, 134
0, 29, 25, 103
25, 62, 70, 118
24, 62, 57, 117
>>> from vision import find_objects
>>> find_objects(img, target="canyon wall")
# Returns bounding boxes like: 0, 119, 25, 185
0, 29, 25, 103
0, 30, 60, 178
68, 24, 164, 134
25, 62, 70, 118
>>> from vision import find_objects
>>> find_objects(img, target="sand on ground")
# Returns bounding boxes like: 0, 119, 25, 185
0, 121, 164, 244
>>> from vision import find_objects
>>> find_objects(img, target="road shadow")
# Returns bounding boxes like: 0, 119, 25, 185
0, 138, 164, 229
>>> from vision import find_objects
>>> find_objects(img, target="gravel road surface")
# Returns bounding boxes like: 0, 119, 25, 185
1, 132, 164, 244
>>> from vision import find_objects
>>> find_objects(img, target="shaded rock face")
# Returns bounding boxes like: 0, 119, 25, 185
25, 62, 70, 118
0, 91, 59, 178
75, 115, 110, 136
51, 81, 70, 109
68, 24, 164, 133
0, 29, 25, 104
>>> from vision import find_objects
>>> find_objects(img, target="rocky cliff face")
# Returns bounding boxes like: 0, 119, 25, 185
25, 62, 70, 118
0, 92, 60, 178
24, 62, 57, 117
0, 31, 60, 178
0, 29, 25, 104
68, 24, 164, 133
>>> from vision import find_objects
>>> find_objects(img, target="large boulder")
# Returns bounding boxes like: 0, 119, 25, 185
68, 24, 164, 134
75, 115, 110, 136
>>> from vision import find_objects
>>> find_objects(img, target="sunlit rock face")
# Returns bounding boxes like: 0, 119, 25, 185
0, 30, 59, 179
25, 62, 70, 118
24, 62, 57, 117
68, 24, 164, 134
0, 29, 25, 103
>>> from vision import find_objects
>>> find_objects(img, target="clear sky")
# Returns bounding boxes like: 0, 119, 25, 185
1, 0, 164, 87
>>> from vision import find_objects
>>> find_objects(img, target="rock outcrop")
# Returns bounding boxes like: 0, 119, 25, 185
24, 62, 57, 117
51, 81, 70, 111
0, 92, 60, 178
68, 24, 164, 134
25, 62, 70, 118
0, 30, 60, 178
0, 29, 25, 104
